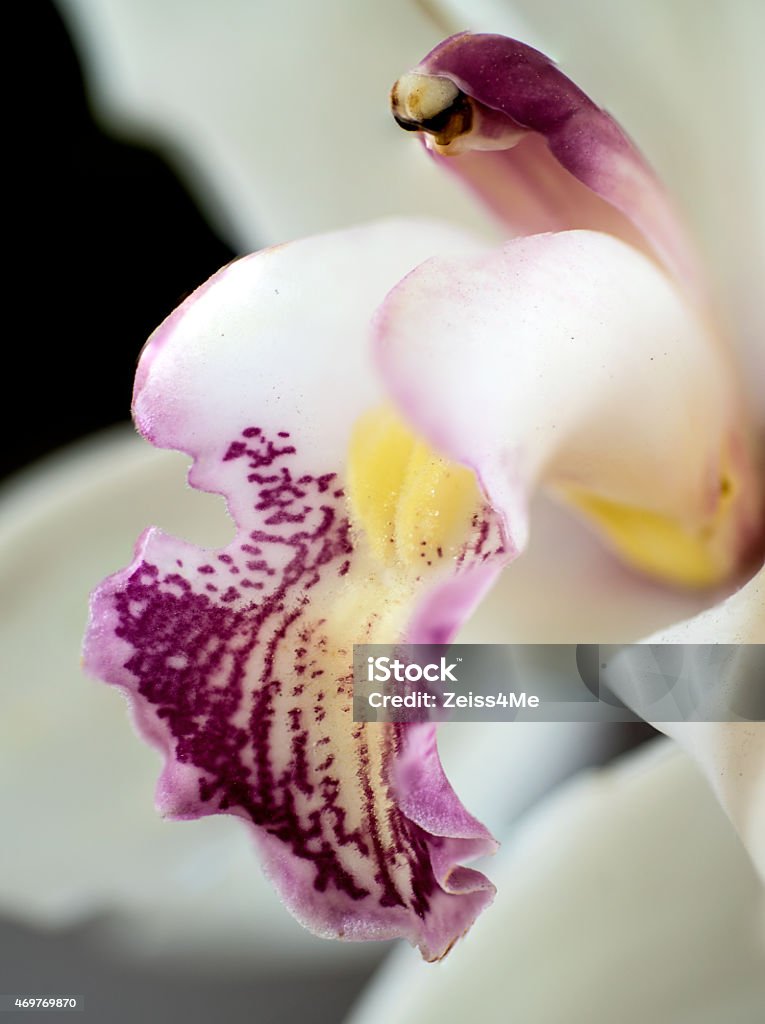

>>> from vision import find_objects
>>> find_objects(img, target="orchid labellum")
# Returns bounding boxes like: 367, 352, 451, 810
84, 33, 764, 961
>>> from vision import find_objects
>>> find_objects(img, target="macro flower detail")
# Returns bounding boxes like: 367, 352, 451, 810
84, 32, 763, 961
390, 31, 702, 293
88, 417, 498, 959
86, 219, 504, 962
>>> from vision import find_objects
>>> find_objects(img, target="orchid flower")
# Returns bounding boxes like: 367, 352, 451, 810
83, 25, 764, 964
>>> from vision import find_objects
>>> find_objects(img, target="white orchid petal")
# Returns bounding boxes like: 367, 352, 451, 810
134, 218, 482, 479
376, 228, 760, 586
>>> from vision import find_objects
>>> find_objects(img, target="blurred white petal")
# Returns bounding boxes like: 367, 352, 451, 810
348, 741, 765, 1024
55, 0, 499, 250
642, 566, 765, 881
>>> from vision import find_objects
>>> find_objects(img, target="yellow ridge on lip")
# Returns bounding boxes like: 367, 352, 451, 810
347, 406, 481, 568
348, 406, 741, 589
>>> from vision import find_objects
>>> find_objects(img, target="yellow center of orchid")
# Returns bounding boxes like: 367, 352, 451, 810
347, 406, 482, 567
348, 408, 741, 588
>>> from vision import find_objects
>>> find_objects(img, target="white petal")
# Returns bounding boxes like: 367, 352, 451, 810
135, 218, 482, 476
376, 229, 758, 582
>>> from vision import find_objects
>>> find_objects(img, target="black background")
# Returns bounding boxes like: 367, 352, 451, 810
6, 0, 236, 481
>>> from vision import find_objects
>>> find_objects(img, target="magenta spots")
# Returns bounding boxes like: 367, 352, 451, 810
107, 426, 438, 916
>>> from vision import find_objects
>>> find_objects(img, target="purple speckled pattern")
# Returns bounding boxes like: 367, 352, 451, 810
415, 33, 701, 295
85, 302, 499, 959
